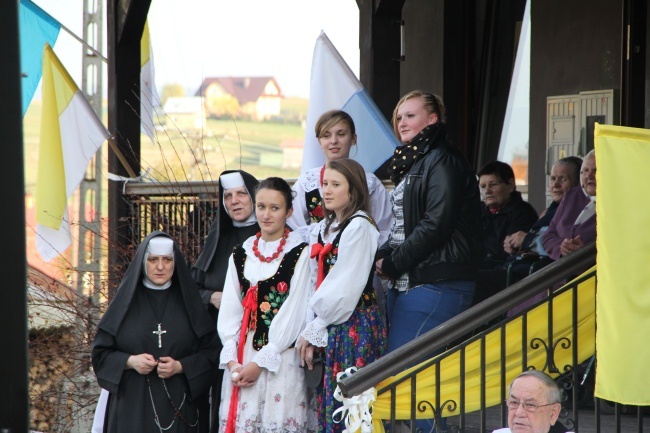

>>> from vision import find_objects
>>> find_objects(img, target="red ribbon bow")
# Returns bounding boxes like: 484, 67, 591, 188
310, 242, 333, 290
226, 285, 258, 433
319, 164, 326, 186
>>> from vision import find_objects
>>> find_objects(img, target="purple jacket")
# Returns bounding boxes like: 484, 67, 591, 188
542, 186, 596, 260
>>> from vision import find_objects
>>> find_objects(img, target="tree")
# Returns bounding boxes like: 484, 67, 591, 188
160, 83, 186, 106
205, 93, 240, 118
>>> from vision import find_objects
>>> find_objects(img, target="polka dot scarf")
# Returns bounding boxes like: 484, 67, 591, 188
389, 123, 445, 185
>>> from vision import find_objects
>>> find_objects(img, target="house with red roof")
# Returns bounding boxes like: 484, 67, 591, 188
195, 76, 283, 120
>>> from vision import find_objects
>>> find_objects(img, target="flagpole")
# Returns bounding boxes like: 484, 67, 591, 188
107, 137, 139, 178
60, 22, 107, 63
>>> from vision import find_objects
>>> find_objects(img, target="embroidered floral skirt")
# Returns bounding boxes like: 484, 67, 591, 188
315, 304, 387, 433
219, 338, 317, 433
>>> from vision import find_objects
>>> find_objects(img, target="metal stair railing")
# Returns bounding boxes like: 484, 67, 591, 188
336, 242, 627, 432
339, 242, 597, 398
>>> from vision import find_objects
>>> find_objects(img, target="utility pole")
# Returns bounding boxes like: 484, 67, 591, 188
66, 1, 105, 429
79, 0, 104, 302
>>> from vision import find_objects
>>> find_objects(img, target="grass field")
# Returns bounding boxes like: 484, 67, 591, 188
23, 99, 308, 195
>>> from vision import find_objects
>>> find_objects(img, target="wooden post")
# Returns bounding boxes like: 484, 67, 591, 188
107, 0, 151, 298
0, 1, 29, 431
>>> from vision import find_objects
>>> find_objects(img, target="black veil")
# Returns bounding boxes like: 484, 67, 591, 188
191, 170, 260, 292
98, 231, 213, 338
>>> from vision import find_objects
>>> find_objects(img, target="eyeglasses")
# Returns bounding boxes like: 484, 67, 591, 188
479, 181, 503, 190
505, 399, 557, 412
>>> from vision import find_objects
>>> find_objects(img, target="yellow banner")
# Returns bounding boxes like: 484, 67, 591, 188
594, 123, 650, 405
36, 43, 75, 230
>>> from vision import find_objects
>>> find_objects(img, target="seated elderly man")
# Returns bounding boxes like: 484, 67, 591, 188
493, 370, 571, 433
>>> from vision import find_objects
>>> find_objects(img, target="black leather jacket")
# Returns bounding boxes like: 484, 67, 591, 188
379, 127, 483, 287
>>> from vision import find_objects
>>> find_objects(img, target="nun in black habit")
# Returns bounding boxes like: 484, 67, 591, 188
190, 170, 259, 433
192, 170, 260, 315
92, 231, 218, 433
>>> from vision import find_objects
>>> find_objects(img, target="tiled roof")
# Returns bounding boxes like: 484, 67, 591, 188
196, 76, 282, 104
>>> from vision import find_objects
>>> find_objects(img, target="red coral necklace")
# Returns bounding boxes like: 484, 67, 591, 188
252, 228, 289, 263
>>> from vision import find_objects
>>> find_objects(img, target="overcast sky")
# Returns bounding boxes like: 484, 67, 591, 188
32, 0, 360, 98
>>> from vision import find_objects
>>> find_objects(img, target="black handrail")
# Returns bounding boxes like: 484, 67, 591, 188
338, 242, 597, 397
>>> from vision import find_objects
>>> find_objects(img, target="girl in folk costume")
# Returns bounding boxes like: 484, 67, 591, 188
217, 177, 316, 433
288, 110, 393, 322
287, 110, 392, 245
297, 158, 387, 433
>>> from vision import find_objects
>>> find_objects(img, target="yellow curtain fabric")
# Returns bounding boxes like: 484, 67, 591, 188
368, 269, 596, 432
594, 123, 650, 405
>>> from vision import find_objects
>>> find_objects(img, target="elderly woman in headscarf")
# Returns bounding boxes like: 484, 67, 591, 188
191, 170, 259, 433
92, 231, 218, 432
542, 150, 597, 259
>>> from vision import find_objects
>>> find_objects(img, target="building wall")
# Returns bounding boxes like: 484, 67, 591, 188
401, 0, 479, 157
401, 0, 444, 96
255, 96, 281, 120
529, 0, 622, 209
361, 0, 627, 197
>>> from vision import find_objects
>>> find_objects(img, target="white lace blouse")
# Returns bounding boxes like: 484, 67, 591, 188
300, 212, 380, 347
218, 231, 311, 373
287, 166, 393, 245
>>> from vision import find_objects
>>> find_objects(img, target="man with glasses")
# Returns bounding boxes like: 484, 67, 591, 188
478, 160, 538, 269
494, 370, 571, 433
473, 160, 538, 307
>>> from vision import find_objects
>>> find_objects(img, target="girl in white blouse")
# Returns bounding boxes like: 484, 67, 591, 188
287, 109, 392, 245
218, 177, 316, 433
297, 158, 387, 433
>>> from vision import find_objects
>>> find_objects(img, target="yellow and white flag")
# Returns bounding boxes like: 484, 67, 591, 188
141, 21, 160, 143
36, 44, 109, 262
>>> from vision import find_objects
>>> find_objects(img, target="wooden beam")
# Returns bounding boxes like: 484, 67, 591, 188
356, 0, 406, 15
358, 0, 402, 121
620, 0, 646, 127
0, 0, 28, 430
107, 0, 150, 297
375, 0, 406, 15
116, 0, 151, 46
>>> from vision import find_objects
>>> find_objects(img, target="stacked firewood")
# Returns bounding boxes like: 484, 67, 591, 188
29, 328, 77, 432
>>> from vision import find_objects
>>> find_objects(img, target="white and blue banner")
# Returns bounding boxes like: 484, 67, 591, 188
301, 31, 399, 173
